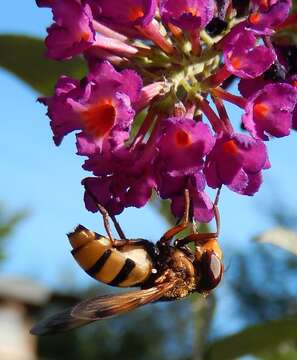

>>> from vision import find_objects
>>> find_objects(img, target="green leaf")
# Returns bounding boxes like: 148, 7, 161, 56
260, 344, 297, 360
255, 227, 297, 256
0, 204, 29, 262
0, 34, 86, 96
204, 314, 297, 360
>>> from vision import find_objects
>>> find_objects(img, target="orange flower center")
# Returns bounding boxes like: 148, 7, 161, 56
230, 56, 242, 70
175, 129, 192, 147
253, 102, 269, 119
185, 7, 199, 16
249, 12, 261, 24
80, 31, 91, 42
128, 6, 145, 21
81, 100, 116, 139
223, 140, 238, 155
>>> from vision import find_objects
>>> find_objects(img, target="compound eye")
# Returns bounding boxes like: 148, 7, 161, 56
196, 252, 223, 292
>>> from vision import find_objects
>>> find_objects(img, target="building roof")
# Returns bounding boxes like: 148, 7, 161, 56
0, 277, 50, 306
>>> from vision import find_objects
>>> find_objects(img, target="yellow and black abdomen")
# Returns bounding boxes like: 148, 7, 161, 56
67, 225, 153, 287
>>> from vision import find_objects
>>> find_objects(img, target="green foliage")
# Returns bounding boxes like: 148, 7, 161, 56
0, 34, 86, 96
129, 109, 148, 141
204, 314, 297, 360
0, 204, 27, 261
260, 343, 297, 360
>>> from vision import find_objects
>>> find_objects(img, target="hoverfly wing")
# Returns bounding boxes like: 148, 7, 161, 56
30, 308, 92, 336
71, 283, 174, 320
30, 283, 174, 336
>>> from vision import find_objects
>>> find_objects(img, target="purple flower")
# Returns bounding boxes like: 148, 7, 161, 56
36, 0, 297, 225
223, 28, 276, 79
82, 145, 156, 215
36, 0, 96, 60
293, 107, 297, 131
204, 133, 269, 195
83, 171, 156, 215
251, 0, 279, 8
134, 82, 168, 111
247, 0, 292, 35
170, 173, 214, 222
251, 0, 291, 12
160, 0, 215, 30
83, 176, 126, 215
242, 83, 297, 140
156, 169, 214, 222
94, 0, 157, 26
238, 77, 271, 99
153, 117, 215, 222
155, 117, 215, 176
39, 61, 142, 147
290, 77, 297, 131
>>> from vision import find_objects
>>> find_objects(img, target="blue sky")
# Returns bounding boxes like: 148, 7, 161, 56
1, 1, 297, 337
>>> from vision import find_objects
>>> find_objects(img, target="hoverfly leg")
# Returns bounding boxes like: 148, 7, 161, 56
95, 206, 147, 248
96, 205, 131, 247
85, 188, 117, 244
213, 187, 221, 237
174, 189, 221, 248
175, 218, 218, 247
96, 203, 115, 244
96, 206, 131, 247
96, 204, 148, 248
111, 215, 127, 240
178, 207, 220, 248
176, 232, 217, 247
214, 186, 221, 206
213, 204, 220, 238
159, 189, 190, 244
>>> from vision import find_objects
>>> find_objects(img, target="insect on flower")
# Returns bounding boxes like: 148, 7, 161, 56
31, 189, 223, 336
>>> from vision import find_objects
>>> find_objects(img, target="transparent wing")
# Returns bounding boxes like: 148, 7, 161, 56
30, 308, 92, 336
30, 283, 174, 336
71, 283, 174, 320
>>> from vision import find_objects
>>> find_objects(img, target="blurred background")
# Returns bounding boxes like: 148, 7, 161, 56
1, 1, 297, 359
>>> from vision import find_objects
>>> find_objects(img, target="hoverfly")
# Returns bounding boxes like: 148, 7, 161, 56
31, 189, 223, 336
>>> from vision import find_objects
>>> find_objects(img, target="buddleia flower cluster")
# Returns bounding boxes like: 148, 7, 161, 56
37, 0, 297, 223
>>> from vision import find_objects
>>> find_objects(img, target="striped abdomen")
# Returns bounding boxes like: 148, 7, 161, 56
68, 225, 153, 287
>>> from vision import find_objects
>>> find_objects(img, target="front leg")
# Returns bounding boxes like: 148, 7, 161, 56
174, 232, 218, 248
174, 196, 221, 248
158, 189, 190, 245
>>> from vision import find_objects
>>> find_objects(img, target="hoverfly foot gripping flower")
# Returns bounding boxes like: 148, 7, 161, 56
38, 0, 297, 224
